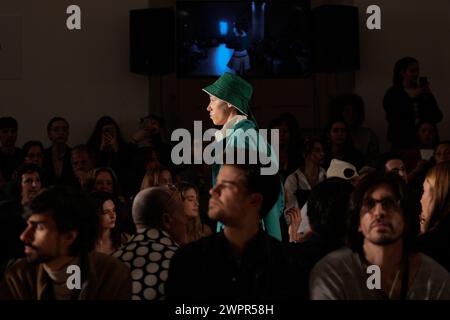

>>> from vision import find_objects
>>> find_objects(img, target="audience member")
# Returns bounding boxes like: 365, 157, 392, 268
329, 94, 379, 165
434, 140, 450, 164
287, 177, 353, 299
0, 187, 131, 299
21, 141, 45, 167
310, 173, 450, 299
166, 163, 292, 301
383, 57, 443, 150
86, 116, 133, 194
323, 118, 364, 170
417, 162, 450, 271
71, 144, 95, 190
202, 72, 284, 240
113, 186, 187, 300
269, 113, 303, 182
43, 117, 76, 186
177, 182, 212, 244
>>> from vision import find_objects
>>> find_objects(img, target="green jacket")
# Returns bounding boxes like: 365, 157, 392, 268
212, 119, 284, 241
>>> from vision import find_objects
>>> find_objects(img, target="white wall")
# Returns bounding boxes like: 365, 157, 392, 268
355, 0, 450, 151
0, 0, 149, 147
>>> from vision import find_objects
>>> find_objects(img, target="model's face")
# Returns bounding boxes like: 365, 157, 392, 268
330, 122, 347, 145
417, 123, 435, 146
21, 172, 42, 202
206, 95, 231, 126
48, 120, 69, 144
208, 165, 250, 226
359, 184, 405, 246
0, 128, 18, 148
25, 146, 44, 166
183, 188, 199, 219
100, 200, 116, 230
420, 178, 435, 234
94, 171, 114, 193
435, 144, 450, 164
72, 150, 94, 176
306, 142, 324, 166
20, 213, 72, 264
385, 159, 408, 183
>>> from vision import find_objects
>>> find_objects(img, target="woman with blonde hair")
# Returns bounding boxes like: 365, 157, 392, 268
177, 182, 212, 244
418, 161, 450, 271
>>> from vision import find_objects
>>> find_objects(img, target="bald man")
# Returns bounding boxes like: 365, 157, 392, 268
112, 186, 188, 300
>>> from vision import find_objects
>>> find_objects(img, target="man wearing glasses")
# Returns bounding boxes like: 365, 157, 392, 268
310, 172, 450, 300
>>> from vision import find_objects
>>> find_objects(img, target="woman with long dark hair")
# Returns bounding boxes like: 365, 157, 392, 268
90, 191, 130, 255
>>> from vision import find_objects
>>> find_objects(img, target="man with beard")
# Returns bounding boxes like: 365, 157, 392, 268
310, 172, 450, 300
0, 187, 131, 300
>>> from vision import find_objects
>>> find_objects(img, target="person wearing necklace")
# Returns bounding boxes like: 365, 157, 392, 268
310, 172, 450, 300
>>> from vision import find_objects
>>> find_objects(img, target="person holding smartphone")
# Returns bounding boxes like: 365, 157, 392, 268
383, 57, 443, 151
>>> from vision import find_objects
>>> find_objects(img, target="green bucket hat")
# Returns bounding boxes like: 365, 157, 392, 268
202, 72, 253, 117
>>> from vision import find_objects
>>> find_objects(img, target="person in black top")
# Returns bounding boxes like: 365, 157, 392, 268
383, 57, 443, 150
166, 161, 292, 301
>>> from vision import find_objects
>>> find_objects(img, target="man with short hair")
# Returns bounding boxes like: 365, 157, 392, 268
166, 163, 291, 301
0, 187, 131, 300
43, 117, 76, 186
0, 117, 21, 182
203, 72, 284, 240
113, 186, 187, 300
310, 173, 450, 300
71, 144, 95, 189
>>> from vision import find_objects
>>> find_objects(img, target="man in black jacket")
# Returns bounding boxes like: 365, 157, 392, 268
166, 162, 291, 301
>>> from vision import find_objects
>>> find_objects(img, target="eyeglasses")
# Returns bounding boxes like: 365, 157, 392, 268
362, 197, 400, 212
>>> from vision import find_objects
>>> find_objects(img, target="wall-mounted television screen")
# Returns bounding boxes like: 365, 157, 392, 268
176, 1, 312, 78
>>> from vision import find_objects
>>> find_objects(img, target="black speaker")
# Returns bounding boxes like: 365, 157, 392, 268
130, 8, 175, 74
312, 5, 360, 72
